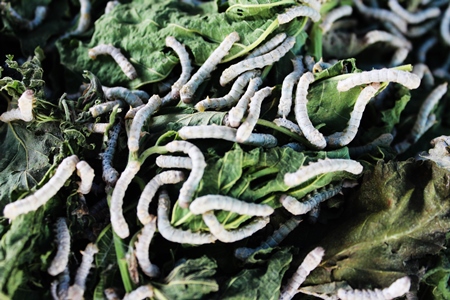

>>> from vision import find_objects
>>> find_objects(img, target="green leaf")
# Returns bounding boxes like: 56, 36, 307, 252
225, 0, 295, 20
422, 251, 450, 300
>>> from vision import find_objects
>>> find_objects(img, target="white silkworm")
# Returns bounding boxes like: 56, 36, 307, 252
278, 5, 321, 24
60, 0, 91, 38
412, 63, 434, 88
284, 158, 363, 187
0, 4, 47, 30
279, 246, 325, 300
88, 44, 137, 80
105, 1, 120, 14
278, 57, 304, 118
128, 95, 162, 153
110, 160, 141, 238
0, 89, 35, 122
125, 104, 144, 119
135, 218, 160, 278
76, 161, 95, 194
228, 77, 262, 127
180, 32, 240, 103
441, 3, 450, 46
157, 189, 216, 244
89, 100, 122, 117
300, 0, 321, 12
294, 72, 327, 149
137, 170, 185, 225
353, 0, 407, 33
102, 86, 143, 107
3, 155, 79, 220
337, 276, 411, 300
336, 69, 421, 92
189, 195, 274, 216
104, 288, 120, 300
202, 211, 270, 243
348, 133, 393, 157
320, 5, 353, 34
28, 6, 47, 30
48, 218, 71, 276
406, 18, 439, 38
86, 123, 109, 133
220, 37, 295, 86
282, 142, 305, 152
417, 36, 437, 64
123, 284, 154, 300
156, 155, 192, 170
246, 33, 287, 59
236, 86, 273, 142
388, 0, 440, 24
312, 58, 332, 74
67, 243, 99, 300
102, 123, 121, 186
364, 30, 411, 50
273, 118, 303, 136
390, 47, 409, 67
279, 183, 342, 215
0, 108, 23, 123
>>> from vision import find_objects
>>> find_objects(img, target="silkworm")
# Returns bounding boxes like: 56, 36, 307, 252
336, 69, 421, 92
320, 5, 353, 34
273, 118, 303, 135
157, 189, 217, 244
284, 158, 363, 187
102, 123, 121, 186
202, 211, 270, 243
89, 100, 122, 117
363, 30, 411, 50
234, 216, 302, 260
57, 266, 70, 300
0, 108, 23, 123
390, 47, 408, 67
189, 195, 274, 216
123, 284, 154, 300
105, 1, 120, 14
281, 142, 305, 152
279, 246, 325, 300
125, 104, 144, 119
220, 37, 295, 86
67, 243, 99, 300
228, 77, 262, 127
246, 33, 287, 59
277, 5, 321, 24
0, 89, 35, 122
278, 57, 304, 118
86, 123, 109, 133
416, 36, 437, 64
128, 95, 162, 153
441, 3, 450, 46
137, 170, 185, 225
135, 218, 160, 278
156, 155, 192, 170
0, 4, 47, 30
180, 32, 240, 103
110, 160, 141, 238
294, 71, 327, 149
88, 44, 137, 80
132, 90, 150, 102
412, 63, 434, 88
74, 0, 91, 35
48, 218, 71, 276
348, 133, 393, 157
102, 86, 143, 107
353, 0, 407, 33
301, 0, 321, 12
76, 161, 95, 194
388, 0, 440, 24
104, 288, 120, 300
307, 205, 320, 224
3, 155, 79, 220
279, 183, 342, 215
28, 6, 48, 30
303, 56, 315, 72
312, 58, 332, 73
406, 18, 439, 38
236, 86, 273, 142
337, 276, 411, 300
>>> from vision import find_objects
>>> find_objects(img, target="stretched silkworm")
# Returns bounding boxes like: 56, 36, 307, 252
220, 37, 295, 86
135, 218, 160, 277
202, 211, 270, 243
320, 5, 352, 34
88, 44, 137, 80
180, 32, 240, 103
278, 5, 321, 24
228, 77, 262, 127
278, 57, 304, 118
364, 30, 411, 50
60, 0, 91, 39
273, 118, 303, 135
76, 161, 95, 194
57, 266, 70, 300
51, 281, 58, 300
128, 95, 162, 153
157, 189, 216, 244
3, 155, 79, 220
282, 142, 305, 152
441, 3, 450, 46
412, 63, 434, 88
388, 0, 440, 24
348, 133, 393, 157
337, 276, 411, 300
294, 71, 327, 149
417, 37, 437, 64
280, 183, 342, 215
0, 108, 23, 123
189, 195, 274, 216
279, 247, 325, 300
284, 158, 363, 187
406, 18, 439, 38
67, 243, 99, 300
102, 86, 143, 107
391, 47, 409, 67
0, 4, 47, 30
246, 33, 287, 59
353, 0, 407, 33
110, 160, 141, 238
0, 89, 35, 122
123, 284, 154, 300
137, 170, 185, 225
307, 205, 320, 223
236, 86, 273, 142
105, 1, 120, 14
125, 104, 144, 119
48, 218, 71, 276
244, 132, 278, 148
102, 123, 121, 186
336, 69, 421, 92
86, 123, 109, 133
158, 76, 177, 93
234, 216, 302, 260
89, 100, 122, 117
301, 0, 321, 12
156, 155, 192, 170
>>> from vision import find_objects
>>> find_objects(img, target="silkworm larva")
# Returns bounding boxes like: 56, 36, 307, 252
337, 276, 411, 300
284, 158, 363, 187
51, 281, 58, 300
156, 155, 192, 170
28, 6, 47, 30
0, 4, 47, 30
104, 288, 121, 300
348, 133, 394, 157
3, 155, 79, 220
110, 160, 141, 238
137, 170, 185, 225
105, 1, 120, 14
417, 36, 437, 64
102, 86, 143, 107
390, 47, 409, 67
202, 211, 270, 243
364, 30, 411, 50
441, 3, 450, 46
189, 195, 274, 216
135, 218, 160, 277
278, 5, 321, 24
294, 71, 327, 149
48, 218, 71, 276
89, 100, 122, 117
406, 18, 439, 38
312, 58, 333, 74
300, 0, 321, 12
353, 0, 407, 33
0, 108, 23, 123
278, 57, 304, 118
180, 32, 240, 103
228, 77, 262, 127
57, 266, 70, 300
282, 142, 305, 152
0, 89, 35, 122
86, 123, 109, 133
102, 123, 121, 186
244, 132, 278, 148
88, 44, 137, 80
303, 55, 315, 72
246, 33, 287, 59
123, 284, 154, 300
412, 63, 434, 88
388, 0, 440, 24
273, 118, 303, 135
76, 161, 95, 194
67, 243, 99, 299
132, 90, 150, 102
279, 247, 325, 300
157, 189, 217, 244
320, 5, 352, 34
220, 37, 295, 86
236, 86, 273, 142
336, 69, 421, 92
125, 104, 144, 119
74, 0, 91, 35
128, 95, 162, 153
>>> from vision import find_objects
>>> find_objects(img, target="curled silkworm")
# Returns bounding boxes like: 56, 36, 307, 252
157, 189, 216, 244
202, 211, 270, 243
102, 123, 121, 186
279, 246, 325, 300
278, 5, 321, 24
135, 218, 160, 277
388, 0, 440, 24
348, 133, 393, 157
337, 276, 411, 300
105, 1, 120, 14
320, 5, 353, 34
278, 57, 304, 118
247, 33, 287, 59
3, 155, 79, 220
406, 18, 439, 38
0, 3, 47, 30
88, 44, 137, 80
60, 0, 91, 38
57, 266, 70, 300
0, 89, 35, 123
67, 243, 99, 299
284, 158, 363, 187
87, 123, 109, 133
89, 100, 122, 117
156, 155, 192, 170
228, 77, 262, 127
102, 86, 143, 107
137, 170, 185, 225
273, 118, 303, 135
180, 32, 240, 103
131, 90, 150, 102
48, 218, 71, 276
390, 47, 408, 67
417, 36, 437, 63
353, 0, 407, 33
441, 3, 450, 46
76, 161, 95, 194
189, 195, 274, 216
123, 284, 154, 300
412, 63, 434, 88
244, 132, 278, 148
364, 30, 411, 50
220, 37, 295, 86
128, 95, 162, 153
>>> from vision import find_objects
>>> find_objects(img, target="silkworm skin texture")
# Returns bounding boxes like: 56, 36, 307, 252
123, 284, 154, 300
337, 276, 411, 300
278, 5, 321, 24
156, 155, 193, 170
247, 33, 287, 59
76, 161, 95, 194
320, 5, 352, 34
102, 123, 121, 186
284, 159, 363, 187
89, 100, 122, 117
0, 89, 35, 122
388, 0, 440, 24
105, 1, 120, 14
48, 218, 71, 276
3, 155, 79, 220
135, 218, 160, 278
278, 57, 304, 118
87, 123, 109, 133
273, 118, 303, 135
228, 77, 262, 127
348, 133, 394, 157
441, 4, 450, 46
88, 44, 137, 80
68, 243, 99, 299
189, 195, 274, 216
353, 0, 407, 33
102, 86, 143, 107
364, 30, 412, 50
